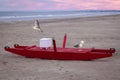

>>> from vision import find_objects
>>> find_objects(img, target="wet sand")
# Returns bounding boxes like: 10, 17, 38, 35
0, 15, 120, 80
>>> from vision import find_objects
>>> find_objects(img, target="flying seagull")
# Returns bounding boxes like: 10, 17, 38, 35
33, 20, 43, 32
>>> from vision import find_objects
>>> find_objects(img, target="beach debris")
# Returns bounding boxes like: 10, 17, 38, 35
2, 61, 8, 65
74, 40, 85, 48
33, 20, 43, 32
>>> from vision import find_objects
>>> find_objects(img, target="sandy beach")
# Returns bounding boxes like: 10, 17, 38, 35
0, 15, 120, 80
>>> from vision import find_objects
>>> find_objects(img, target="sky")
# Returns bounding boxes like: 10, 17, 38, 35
0, 0, 120, 11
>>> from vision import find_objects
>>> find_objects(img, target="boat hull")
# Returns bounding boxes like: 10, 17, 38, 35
4, 44, 115, 60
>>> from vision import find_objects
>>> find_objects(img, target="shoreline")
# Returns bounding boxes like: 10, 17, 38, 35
0, 14, 120, 23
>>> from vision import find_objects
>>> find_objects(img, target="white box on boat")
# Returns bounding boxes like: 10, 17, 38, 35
39, 38, 52, 48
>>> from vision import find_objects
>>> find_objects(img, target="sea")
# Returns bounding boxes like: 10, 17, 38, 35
0, 10, 120, 21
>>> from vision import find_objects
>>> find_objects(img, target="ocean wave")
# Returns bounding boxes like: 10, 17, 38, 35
0, 10, 120, 21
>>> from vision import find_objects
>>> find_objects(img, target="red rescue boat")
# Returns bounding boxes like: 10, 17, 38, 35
4, 34, 115, 60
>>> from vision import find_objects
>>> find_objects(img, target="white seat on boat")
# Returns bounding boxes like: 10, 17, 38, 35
40, 38, 52, 49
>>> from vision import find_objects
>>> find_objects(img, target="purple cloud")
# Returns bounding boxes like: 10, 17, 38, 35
0, 0, 120, 11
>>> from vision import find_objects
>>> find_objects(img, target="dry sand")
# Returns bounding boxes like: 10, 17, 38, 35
0, 15, 120, 80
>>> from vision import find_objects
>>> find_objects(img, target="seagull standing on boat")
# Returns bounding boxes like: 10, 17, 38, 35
33, 20, 43, 32
74, 40, 85, 48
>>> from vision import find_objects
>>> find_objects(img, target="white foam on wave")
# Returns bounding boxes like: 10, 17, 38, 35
0, 10, 120, 21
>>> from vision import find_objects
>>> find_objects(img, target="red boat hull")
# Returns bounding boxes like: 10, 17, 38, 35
4, 44, 115, 60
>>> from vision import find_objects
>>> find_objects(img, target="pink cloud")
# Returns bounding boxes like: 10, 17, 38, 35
52, 0, 120, 10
